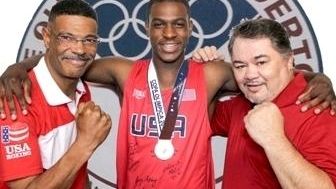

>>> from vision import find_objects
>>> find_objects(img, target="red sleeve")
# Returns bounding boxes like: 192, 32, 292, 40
211, 97, 235, 136
0, 181, 9, 189
298, 114, 336, 186
0, 102, 43, 182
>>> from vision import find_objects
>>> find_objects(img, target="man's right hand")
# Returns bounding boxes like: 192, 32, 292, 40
0, 63, 31, 120
75, 101, 112, 152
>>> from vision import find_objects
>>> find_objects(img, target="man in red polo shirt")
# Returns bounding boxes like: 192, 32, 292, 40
211, 18, 336, 188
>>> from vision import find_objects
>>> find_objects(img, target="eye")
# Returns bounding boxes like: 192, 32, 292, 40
256, 61, 267, 66
82, 38, 99, 45
58, 35, 74, 42
233, 64, 246, 69
152, 21, 164, 28
174, 21, 186, 28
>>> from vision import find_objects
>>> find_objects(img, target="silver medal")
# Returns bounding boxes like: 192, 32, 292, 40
154, 139, 174, 160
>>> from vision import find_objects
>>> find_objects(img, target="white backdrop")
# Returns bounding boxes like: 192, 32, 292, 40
0, 1, 335, 86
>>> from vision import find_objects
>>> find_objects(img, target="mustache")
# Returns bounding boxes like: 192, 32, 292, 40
61, 54, 93, 62
244, 81, 263, 85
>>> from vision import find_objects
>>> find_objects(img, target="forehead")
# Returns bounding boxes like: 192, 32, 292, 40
149, 2, 188, 20
51, 15, 97, 35
232, 37, 278, 59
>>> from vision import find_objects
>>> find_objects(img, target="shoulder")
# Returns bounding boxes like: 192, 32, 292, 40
133, 59, 150, 68
203, 60, 231, 76
121, 59, 150, 92
216, 94, 246, 111
200, 60, 234, 102
291, 110, 336, 143
94, 56, 134, 68
202, 60, 233, 87
311, 112, 336, 130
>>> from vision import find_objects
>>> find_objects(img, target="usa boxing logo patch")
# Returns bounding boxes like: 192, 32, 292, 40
1, 122, 31, 160
1, 122, 29, 144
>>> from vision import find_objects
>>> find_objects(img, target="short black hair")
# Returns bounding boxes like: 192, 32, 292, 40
228, 18, 292, 56
146, 0, 190, 22
49, 0, 97, 22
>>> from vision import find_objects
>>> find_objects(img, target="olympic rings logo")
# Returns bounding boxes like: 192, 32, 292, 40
91, 0, 234, 60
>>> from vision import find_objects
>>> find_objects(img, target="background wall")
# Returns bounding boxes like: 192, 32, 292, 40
0, 1, 335, 87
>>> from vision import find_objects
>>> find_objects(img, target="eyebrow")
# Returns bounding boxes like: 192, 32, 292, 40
255, 54, 268, 59
57, 32, 99, 38
151, 17, 187, 23
232, 54, 270, 64
232, 60, 245, 64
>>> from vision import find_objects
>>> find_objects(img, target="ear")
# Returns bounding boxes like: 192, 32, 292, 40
287, 52, 295, 71
42, 25, 51, 49
145, 21, 150, 37
188, 19, 193, 36
145, 20, 150, 37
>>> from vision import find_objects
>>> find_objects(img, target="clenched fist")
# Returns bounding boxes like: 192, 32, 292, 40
75, 101, 112, 153
244, 102, 286, 149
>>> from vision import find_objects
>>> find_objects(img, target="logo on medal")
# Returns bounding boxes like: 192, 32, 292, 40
18, 0, 322, 188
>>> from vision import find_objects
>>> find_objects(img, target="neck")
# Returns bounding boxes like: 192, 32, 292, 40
45, 57, 78, 100
152, 56, 185, 90
58, 80, 78, 100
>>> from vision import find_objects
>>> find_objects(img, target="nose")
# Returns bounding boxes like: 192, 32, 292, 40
244, 64, 259, 80
71, 40, 85, 55
163, 24, 177, 39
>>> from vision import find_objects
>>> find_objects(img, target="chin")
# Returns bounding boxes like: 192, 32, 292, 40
157, 51, 184, 63
245, 94, 266, 104
157, 56, 178, 64
242, 89, 269, 104
65, 71, 85, 80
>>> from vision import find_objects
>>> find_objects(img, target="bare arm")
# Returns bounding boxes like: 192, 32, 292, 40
8, 142, 92, 189
264, 136, 334, 189
83, 56, 133, 91
20, 54, 43, 71
0, 55, 43, 119
203, 60, 238, 106
7, 101, 111, 189
245, 102, 334, 189
297, 71, 335, 115
0, 56, 133, 119
193, 46, 336, 115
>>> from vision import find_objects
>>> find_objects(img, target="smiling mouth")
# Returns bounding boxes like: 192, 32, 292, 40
160, 43, 180, 53
63, 56, 91, 66
245, 83, 263, 92
63, 58, 87, 67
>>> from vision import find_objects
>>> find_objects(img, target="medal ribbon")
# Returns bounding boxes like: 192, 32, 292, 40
148, 60, 188, 139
